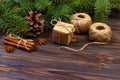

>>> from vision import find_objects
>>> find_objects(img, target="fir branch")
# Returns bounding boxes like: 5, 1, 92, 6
0, 9, 29, 37
51, 5, 72, 21
34, 0, 52, 13
13, 0, 34, 17
109, 0, 120, 9
73, 0, 95, 13
94, 0, 110, 22
0, 0, 119, 37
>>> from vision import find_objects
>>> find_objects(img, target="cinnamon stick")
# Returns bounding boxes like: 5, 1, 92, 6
4, 35, 35, 46
4, 40, 34, 51
4, 38, 34, 49
4, 35, 36, 50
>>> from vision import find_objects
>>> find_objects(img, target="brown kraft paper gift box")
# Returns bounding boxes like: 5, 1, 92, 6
52, 21, 75, 46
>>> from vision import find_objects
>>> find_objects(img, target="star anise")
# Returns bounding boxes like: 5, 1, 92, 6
5, 45, 15, 53
37, 38, 47, 45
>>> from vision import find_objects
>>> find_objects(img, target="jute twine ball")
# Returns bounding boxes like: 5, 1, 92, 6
89, 22, 112, 42
70, 13, 92, 34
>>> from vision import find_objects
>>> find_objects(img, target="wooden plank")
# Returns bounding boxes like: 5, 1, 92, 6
0, 19, 119, 80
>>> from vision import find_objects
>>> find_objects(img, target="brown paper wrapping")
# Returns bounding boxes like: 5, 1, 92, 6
52, 21, 75, 46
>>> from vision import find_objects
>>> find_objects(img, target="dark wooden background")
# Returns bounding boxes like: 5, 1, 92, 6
0, 12, 120, 80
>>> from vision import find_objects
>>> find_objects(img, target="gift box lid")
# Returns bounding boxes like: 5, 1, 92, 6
53, 21, 75, 34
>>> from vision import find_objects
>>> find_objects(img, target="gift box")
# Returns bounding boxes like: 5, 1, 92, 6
52, 21, 75, 46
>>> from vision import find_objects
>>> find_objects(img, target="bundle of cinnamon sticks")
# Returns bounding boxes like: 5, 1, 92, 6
4, 34, 36, 51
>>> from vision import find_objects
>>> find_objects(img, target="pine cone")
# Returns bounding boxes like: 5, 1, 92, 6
25, 11, 45, 37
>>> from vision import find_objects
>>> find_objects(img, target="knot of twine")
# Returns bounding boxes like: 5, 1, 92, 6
60, 22, 112, 52
70, 13, 92, 34
9, 34, 33, 50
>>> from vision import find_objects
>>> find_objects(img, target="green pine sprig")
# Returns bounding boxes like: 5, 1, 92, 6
0, 0, 119, 37
109, 0, 120, 9
94, 0, 110, 22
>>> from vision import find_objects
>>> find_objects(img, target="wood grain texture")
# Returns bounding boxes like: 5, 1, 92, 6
0, 19, 120, 80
